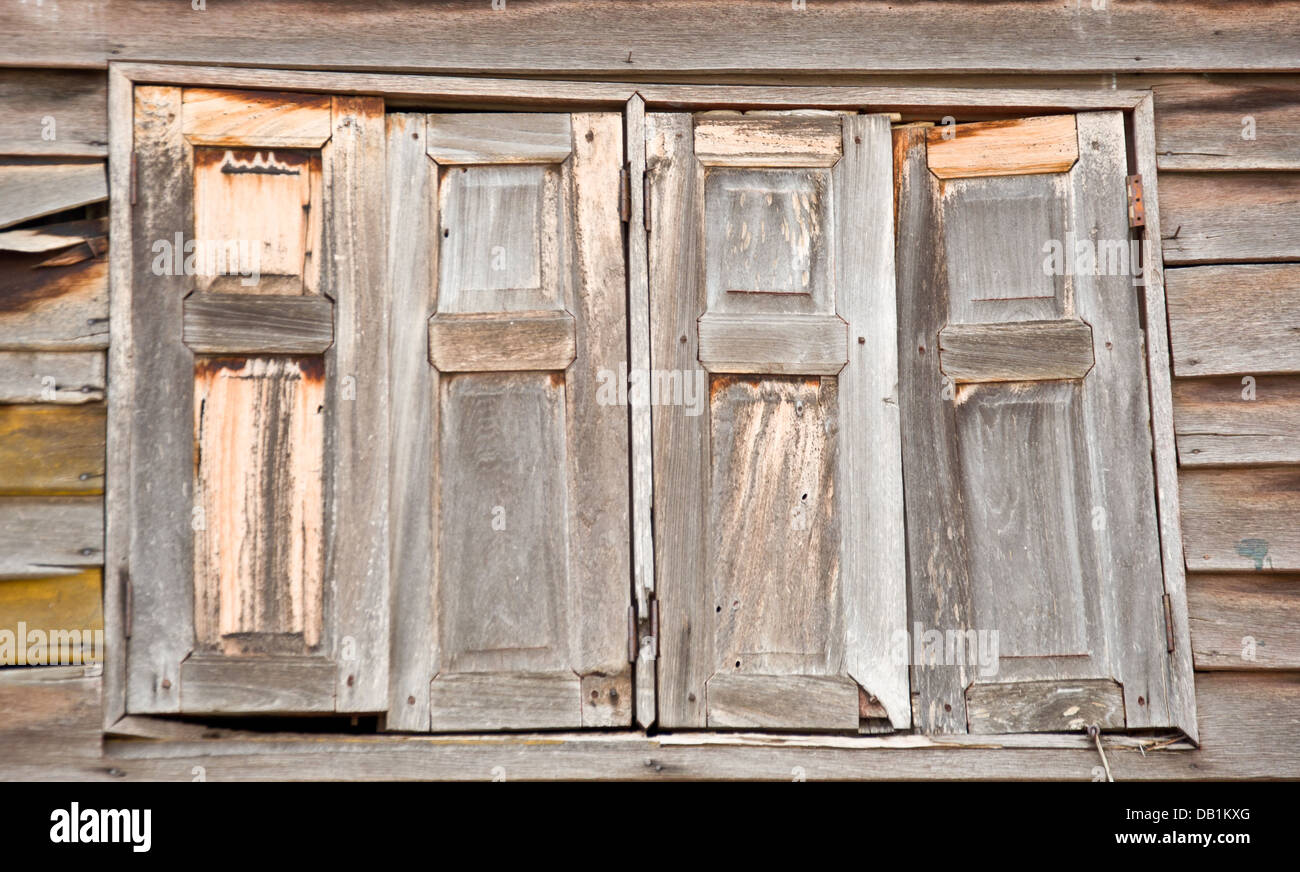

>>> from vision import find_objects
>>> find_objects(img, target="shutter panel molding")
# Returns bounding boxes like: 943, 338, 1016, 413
896, 113, 1196, 737
649, 111, 910, 731
119, 87, 388, 715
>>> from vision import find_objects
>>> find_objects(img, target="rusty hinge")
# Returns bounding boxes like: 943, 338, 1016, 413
1127, 173, 1145, 228
619, 163, 631, 222
1162, 593, 1175, 653
627, 604, 637, 662
129, 151, 138, 206
643, 172, 652, 234
123, 568, 133, 638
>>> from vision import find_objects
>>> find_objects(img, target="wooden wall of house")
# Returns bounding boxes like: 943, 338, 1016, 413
0, 0, 1297, 778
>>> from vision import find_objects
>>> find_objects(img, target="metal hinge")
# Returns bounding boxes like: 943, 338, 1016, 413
1127, 173, 1145, 228
619, 163, 631, 222
643, 172, 652, 233
1162, 593, 1175, 653
129, 151, 138, 206
627, 604, 637, 662
123, 568, 133, 638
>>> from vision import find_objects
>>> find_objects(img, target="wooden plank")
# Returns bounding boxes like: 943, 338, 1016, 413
0, 252, 108, 350
0, 569, 103, 664
0, 404, 104, 495
0, 69, 107, 157
427, 311, 576, 372
0, 351, 104, 403
1153, 76, 1300, 171
967, 680, 1125, 734
1161, 173, 1300, 264
1173, 375, 1300, 466
1166, 264, 1300, 376
181, 88, 332, 147
0, 496, 102, 579
927, 115, 1078, 179
0, 667, 103, 772
0, 160, 107, 229
1188, 574, 1300, 670
706, 675, 859, 731
385, 113, 436, 732
429, 673, 580, 731
0, 216, 107, 254
426, 113, 572, 164
835, 114, 909, 729
1133, 93, 1198, 743
1181, 468, 1300, 573
939, 319, 1094, 382
327, 96, 390, 711
179, 655, 335, 714
697, 312, 847, 375
10, 4, 1300, 72
182, 294, 334, 354
693, 114, 842, 167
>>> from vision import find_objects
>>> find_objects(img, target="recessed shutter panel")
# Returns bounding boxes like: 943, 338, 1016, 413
649, 112, 909, 731
386, 113, 631, 731
125, 88, 388, 714
896, 114, 1176, 734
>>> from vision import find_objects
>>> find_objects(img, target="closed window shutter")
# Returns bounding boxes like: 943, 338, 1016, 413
386, 113, 633, 731
124, 87, 388, 714
896, 114, 1181, 734
648, 112, 910, 731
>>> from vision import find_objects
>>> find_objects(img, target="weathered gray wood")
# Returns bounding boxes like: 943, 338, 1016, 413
0, 159, 107, 229
385, 113, 436, 732
967, 680, 1125, 734
895, 124, 975, 733
693, 114, 842, 167
0, 251, 108, 350
939, 319, 1094, 382
426, 113, 572, 164
0, 496, 102, 579
697, 313, 847, 375
1181, 468, 1300, 573
1160, 173, 1300, 264
707, 675, 859, 730
626, 95, 656, 730
179, 656, 335, 714
0, 217, 107, 253
12, 4, 1300, 72
834, 114, 910, 730
1133, 93, 1198, 744
1173, 375, 1300, 466
429, 673, 580, 732
326, 96, 390, 712
0, 351, 104, 403
1189, 574, 1300, 671
182, 294, 334, 354
0, 69, 107, 157
1167, 264, 1300, 376
427, 311, 576, 372
1154, 76, 1300, 170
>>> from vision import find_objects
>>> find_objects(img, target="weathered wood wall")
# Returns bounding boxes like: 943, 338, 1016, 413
0, 1, 1297, 778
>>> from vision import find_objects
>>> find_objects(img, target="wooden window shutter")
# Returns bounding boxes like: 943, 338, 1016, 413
385, 113, 632, 731
648, 112, 910, 731
896, 114, 1194, 735
123, 88, 388, 714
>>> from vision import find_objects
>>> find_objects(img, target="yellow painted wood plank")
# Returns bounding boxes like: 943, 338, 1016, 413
0, 403, 105, 495
0, 569, 103, 665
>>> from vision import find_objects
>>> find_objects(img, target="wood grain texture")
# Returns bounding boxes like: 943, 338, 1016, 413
1160, 173, 1300, 264
0, 496, 102, 579
1173, 375, 1300, 466
428, 311, 576, 372
429, 673, 580, 731
7, 2, 1300, 72
179, 655, 335, 714
1181, 468, 1300, 573
181, 88, 332, 148
182, 294, 334, 354
926, 115, 1078, 179
426, 113, 572, 164
939, 319, 1094, 382
1166, 264, 1300, 376
0, 404, 104, 495
1188, 574, 1300, 670
0, 69, 107, 156
0, 159, 107, 229
1153, 76, 1300, 170
967, 680, 1125, 734
0, 351, 104, 403
693, 114, 842, 167
0, 216, 107, 254
0, 252, 108, 349
706, 674, 859, 730
697, 313, 847, 375
0, 569, 103, 663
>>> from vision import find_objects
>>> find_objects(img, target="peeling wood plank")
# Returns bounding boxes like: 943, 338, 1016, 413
1181, 468, 1300, 573
427, 311, 576, 372
1173, 375, 1300, 466
0, 251, 108, 350
967, 679, 1125, 734
0, 217, 107, 253
697, 312, 847, 375
0, 351, 104, 403
927, 115, 1078, 179
181, 88, 332, 148
1160, 173, 1300, 264
1188, 574, 1300, 670
0, 160, 107, 229
0, 496, 102, 579
182, 294, 334, 354
938, 319, 1094, 382
1166, 264, 1300, 376
0, 404, 104, 495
